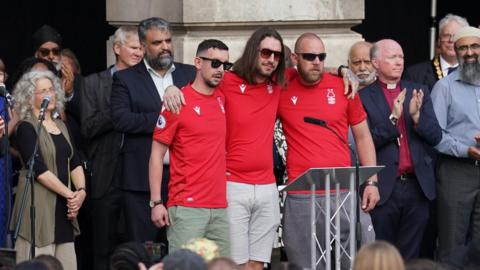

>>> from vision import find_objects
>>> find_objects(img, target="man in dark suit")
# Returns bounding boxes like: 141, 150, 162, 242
403, 14, 469, 90
111, 17, 195, 243
359, 39, 442, 259
81, 26, 143, 270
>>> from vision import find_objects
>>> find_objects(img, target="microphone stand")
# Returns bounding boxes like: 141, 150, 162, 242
13, 115, 46, 258
304, 117, 362, 250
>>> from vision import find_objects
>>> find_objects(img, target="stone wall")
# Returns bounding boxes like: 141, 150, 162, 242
106, 0, 364, 67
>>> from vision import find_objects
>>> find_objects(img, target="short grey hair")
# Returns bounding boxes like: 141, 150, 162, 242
439, 14, 469, 33
138, 17, 171, 44
370, 42, 381, 60
112, 25, 139, 47
13, 70, 65, 121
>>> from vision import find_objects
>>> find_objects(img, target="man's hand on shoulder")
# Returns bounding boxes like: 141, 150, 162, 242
342, 68, 359, 99
163, 85, 185, 114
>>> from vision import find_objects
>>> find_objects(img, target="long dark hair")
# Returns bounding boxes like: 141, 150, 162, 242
233, 27, 286, 88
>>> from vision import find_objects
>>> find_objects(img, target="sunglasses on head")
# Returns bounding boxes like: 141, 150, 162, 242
199, 57, 233, 70
259, 48, 282, 61
38, 47, 61, 57
297, 52, 327, 62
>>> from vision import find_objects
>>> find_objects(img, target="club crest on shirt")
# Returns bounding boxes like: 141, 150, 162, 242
239, 84, 246, 93
217, 97, 225, 113
327, 89, 336, 105
194, 106, 201, 115
156, 115, 166, 129
291, 96, 298, 105
267, 83, 273, 94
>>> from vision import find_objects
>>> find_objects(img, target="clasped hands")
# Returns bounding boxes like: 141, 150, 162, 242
66, 190, 86, 220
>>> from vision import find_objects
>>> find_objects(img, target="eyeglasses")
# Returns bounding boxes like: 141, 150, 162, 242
34, 87, 55, 95
259, 48, 282, 61
199, 57, 233, 70
38, 47, 61, 57
456, 43, 480, 53
296, 52, 327, 62
439, 33, 454, 42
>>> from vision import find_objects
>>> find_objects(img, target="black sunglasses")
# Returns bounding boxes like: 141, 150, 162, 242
38, 47, 61, 57
259, 48, 282, 61
199, 57, 233, 70
297, 52, 327, 62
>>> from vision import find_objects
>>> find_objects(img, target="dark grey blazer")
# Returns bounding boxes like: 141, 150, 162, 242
80, 67, 121, 198
403, 58, 440, 91
110, 61, 196, 192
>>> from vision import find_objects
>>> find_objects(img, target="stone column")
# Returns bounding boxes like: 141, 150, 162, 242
106, 0, 364, 67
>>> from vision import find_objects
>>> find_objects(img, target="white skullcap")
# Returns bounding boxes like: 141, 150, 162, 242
453, 26, 480, 42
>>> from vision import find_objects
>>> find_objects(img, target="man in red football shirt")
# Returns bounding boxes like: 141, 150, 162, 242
148, 39, 233, 256
278, 33, 379, 269
219, 28, 285, 270
163, 27, 286, 270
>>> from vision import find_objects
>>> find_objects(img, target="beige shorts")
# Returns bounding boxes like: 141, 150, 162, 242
226, 182, 280, 264
15, 236, 77, 270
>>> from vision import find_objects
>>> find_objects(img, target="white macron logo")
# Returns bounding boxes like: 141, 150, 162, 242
239, 84, 246, 93
194, 106, 201, 115
291, 96, 298, 105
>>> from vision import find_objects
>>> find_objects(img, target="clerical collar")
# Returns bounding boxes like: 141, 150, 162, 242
378, 80, 399, 90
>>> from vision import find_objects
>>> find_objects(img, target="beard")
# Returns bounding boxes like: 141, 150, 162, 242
205, 73, 224, 88
146, 50, 173, 70
355, 71, 376, 86
458, 54, 480, 84
298, 67, 322, 84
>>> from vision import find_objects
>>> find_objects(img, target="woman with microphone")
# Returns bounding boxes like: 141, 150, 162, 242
9, 70, 85, 269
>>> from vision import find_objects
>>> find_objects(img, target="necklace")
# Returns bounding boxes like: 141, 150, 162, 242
432, 56, 444, 80
42, 120, 61, 135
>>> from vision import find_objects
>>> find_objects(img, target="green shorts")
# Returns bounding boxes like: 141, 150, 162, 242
167, 206, 230, 257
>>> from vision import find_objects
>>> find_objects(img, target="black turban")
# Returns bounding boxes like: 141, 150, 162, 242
32, 24, 62, 50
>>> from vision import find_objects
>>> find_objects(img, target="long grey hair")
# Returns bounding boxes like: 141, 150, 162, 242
12, 70, 65, 121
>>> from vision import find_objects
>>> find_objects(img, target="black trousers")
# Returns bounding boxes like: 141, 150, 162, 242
436, 155, 480, 262
91, 186, 123, 270
123, 165, 169, 244
370, 176, 430, 259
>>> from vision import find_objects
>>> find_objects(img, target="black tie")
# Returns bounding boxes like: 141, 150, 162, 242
447, 66, 457, 75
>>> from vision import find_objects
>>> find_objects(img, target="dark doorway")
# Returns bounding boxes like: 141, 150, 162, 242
354, 0, 480, 67
0, 0, 115, 82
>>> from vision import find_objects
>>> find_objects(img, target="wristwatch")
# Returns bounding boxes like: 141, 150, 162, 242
364, 180, 379, 187
149, 199, 163, 208
389, 114, 398, 126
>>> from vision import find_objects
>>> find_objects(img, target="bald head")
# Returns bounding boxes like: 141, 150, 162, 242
349, 41, 372, 60
294, 33, 326, 85
348, 41, 375, 87
294, 33, 324, 52
371, 39, 404, 83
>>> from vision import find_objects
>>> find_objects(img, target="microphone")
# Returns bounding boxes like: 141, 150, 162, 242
303, 116, 348, 146
38, 96, 51, 121
304, 115, 363, 248
304, 117, 327, 128
0, 83, 15, 108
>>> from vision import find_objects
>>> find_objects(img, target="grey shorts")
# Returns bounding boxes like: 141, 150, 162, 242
226, 182, 280, 264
